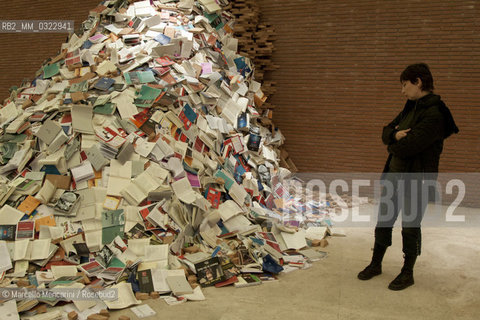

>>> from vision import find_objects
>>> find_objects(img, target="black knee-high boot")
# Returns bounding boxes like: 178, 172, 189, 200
357, 243, 387, 280
388, 254, 417, 290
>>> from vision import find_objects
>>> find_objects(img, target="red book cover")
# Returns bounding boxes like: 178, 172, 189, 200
153, 66, 171, 76
179, 110, 192, 130
155, 56, 174, 67
139, 205, 157, 230
215, 275, 238, 288
61, 113, 72, 124
80, 150, 88, 161
16, 220, 35, 240
255, 195, 266, 207
194, 137, 205, 153
160, 72, 177, 85
206, 188, 221, 209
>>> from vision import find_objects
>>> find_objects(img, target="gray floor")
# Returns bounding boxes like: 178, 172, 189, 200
108, 204, 480, 320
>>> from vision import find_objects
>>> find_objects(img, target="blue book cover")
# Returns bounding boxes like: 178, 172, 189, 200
0, 225, 16, 241
154, 34, 171, 45
237, 112, 248, 129
183, 104, 198, 122
81, 40, 93, 49
94, 78, 115, 91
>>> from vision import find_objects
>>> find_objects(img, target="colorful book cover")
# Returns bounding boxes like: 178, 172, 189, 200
205, 187, 221, 209
98, 267, 124, 281
34, 215, 56, 232
194, 257, 225, 287
155, 56, 175, 67
94, 103, 116, 115
16, 220, 35, 240
17, 195, 41, 215
214, 275, 238, 288
187, 172, 201, 188
154, 34, 171, 45
79, 261, 105, 277
237, 112, 248, 130
134, 85, 164, 108
219, 256, 240, 279
194, 136, 206, 153
178, 104, 198, 130
0, 225, 16, 241
234, 274, 262, 288
95, 245, 115, 268
102, 225, 124, 245
152, 66, 170, 76
138, 269, 154, 293
101, 209, 125, 228
138, 205, 158, 231
49, 275, 83, 287
72, 242, 90, 256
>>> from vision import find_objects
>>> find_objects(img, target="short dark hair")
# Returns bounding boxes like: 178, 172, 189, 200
400, 63, 434, 92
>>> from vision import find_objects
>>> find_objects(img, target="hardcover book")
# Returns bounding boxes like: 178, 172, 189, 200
234, 274, 262, 288
194, 256, 225, 287
0, 224, 16, 241
138, 269, 154, 293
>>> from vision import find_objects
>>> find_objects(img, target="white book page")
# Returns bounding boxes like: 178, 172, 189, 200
305, 226, 328, 240
222, 214, 251, 233
84, 229, 102, 252
281, 229, 308, 250
35, 119, 62, 144
136, 171, 161, 194
112, 89, 138, 119
218, 200, 243, 221
104, 282, 141, 309
122, 184, 146, 205
30, 239, 51, 260
134, 138, 156, 157
107, 160, 132, 196
171, 178, 198, 204
166, 275, 193, 295
144, 244, 169, 262
181, 285, 205, 301
13, 239, 30, 261
0, 299, 19, 320
51, 265, 78, 279
151, 269, 171, 293
72, 104, 94, 134
128, 238, 150, 257
74, 188, 97, 221
228, 182, 248, 205
145, 162, 169, 182
0, 241, 13, 273
146, 206, 166, 229
0, 205, 26, 224
167, 157, 185, 178
70, 160, 95, 182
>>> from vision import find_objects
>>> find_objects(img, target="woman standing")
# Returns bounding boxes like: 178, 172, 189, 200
358, 63, 459, 290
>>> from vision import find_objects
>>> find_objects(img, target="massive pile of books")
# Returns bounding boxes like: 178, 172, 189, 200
0, 0, 336, 318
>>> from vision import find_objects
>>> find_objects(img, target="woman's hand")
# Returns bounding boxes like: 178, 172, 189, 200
395, 128, 411, 141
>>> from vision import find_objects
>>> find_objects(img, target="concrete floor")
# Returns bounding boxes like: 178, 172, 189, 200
107, 204, 480, 320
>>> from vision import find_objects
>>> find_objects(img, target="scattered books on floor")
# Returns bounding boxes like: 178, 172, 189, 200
0, 0, 346, 317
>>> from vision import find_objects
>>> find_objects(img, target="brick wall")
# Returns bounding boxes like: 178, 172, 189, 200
256, 0, 479, 175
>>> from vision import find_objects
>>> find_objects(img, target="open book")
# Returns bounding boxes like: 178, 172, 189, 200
121, 170, 161, 205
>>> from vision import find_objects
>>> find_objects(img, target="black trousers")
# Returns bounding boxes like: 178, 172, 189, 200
375, 172, 430, 256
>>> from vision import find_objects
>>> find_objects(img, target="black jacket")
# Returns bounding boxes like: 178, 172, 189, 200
382, 93, 459, 173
